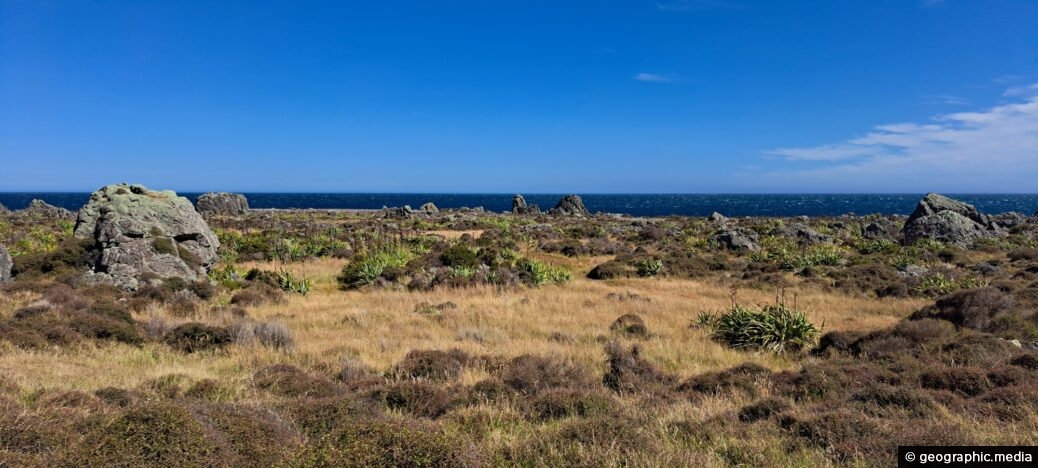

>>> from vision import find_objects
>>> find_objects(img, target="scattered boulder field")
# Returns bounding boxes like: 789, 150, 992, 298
0, 187, 1037, 466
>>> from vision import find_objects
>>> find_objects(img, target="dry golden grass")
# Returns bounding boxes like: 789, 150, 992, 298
0, 255, 928, 399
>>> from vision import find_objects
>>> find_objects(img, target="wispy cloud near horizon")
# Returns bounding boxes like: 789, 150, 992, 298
755, 84, 1038, 192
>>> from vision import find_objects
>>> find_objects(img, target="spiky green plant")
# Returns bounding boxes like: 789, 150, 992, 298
276, 268, 312, 295
337, 246, 415, 289
802, 244, 846, 267
448, 266, 475, 279
518, 259, 572, 286
709, 302, 820, 353
636, 258, 664, 277
914, 273, 958, 297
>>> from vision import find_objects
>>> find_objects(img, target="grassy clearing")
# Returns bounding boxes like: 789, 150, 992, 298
0, 256, 923, 398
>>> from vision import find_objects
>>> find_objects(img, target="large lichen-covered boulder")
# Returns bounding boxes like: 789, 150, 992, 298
903, 211, 993, 248
902, 193, 1000, 248
195, 192, 249, 216
74, 184, 220, 290
0, 244, 11, 282
548, 195, 589, 216
907, 193, 991, 227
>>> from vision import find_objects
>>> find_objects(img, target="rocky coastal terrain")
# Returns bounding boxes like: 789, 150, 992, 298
1, 185, 1037, 466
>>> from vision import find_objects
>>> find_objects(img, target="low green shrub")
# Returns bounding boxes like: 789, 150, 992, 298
164, 323, 232, 353
68, 403, 217, 466
441, 244, 480, 269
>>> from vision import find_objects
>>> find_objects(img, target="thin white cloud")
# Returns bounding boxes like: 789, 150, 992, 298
994, 74, 1025, 84
925, 94, 970, 105
634, 72, 677, 83
1004, 83, 1038, 96
757, 84, 1038, 191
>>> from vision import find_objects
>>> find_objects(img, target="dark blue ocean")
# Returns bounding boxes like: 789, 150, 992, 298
1, 193, 1036, 218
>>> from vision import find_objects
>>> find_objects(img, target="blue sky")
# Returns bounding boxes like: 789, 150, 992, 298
1, 0, 1035, 193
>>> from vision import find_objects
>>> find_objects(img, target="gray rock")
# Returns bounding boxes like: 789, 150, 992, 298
898, 265, 930, 277
989, 212, 1027, 229
902, 193, 1001, 248
196, 192, 249, 216
512, 194, 527, 212
420, 202, 439, 214
381, 205, 415, 219
974, 262, 1000, 276
548, 195, 589, 216
0, 244, 11, 282
862, 218, 898, 239
19, 199, 73, 219
907, 193, 990, 227
512, 194, 540, 214
710, 228, 760, 252
0, 202, 8, 213
772, 223, 831, 245
903, 210, 993, 248
708, 212, 728, 223
74, 183, 220, 290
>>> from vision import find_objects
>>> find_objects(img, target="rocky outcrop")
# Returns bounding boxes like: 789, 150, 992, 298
420, 202, 439, 214
772, 223, 831, 245
196, 192, 249, 216
381, 206, 415, 219
990, 212, 1027, 229
0, 202, 8, 213
903, 211, 993, 248
907, 193, 989, 227
548, 195, 589, 217
74, 183, 220, 290
512, 194, 527, 212
512, 194, 540, 215
19, 199, 73, 219
710, 228, 760, 252
708, 212, 727, 223
0, 244, 11, 282
902, 193, 1001, 248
